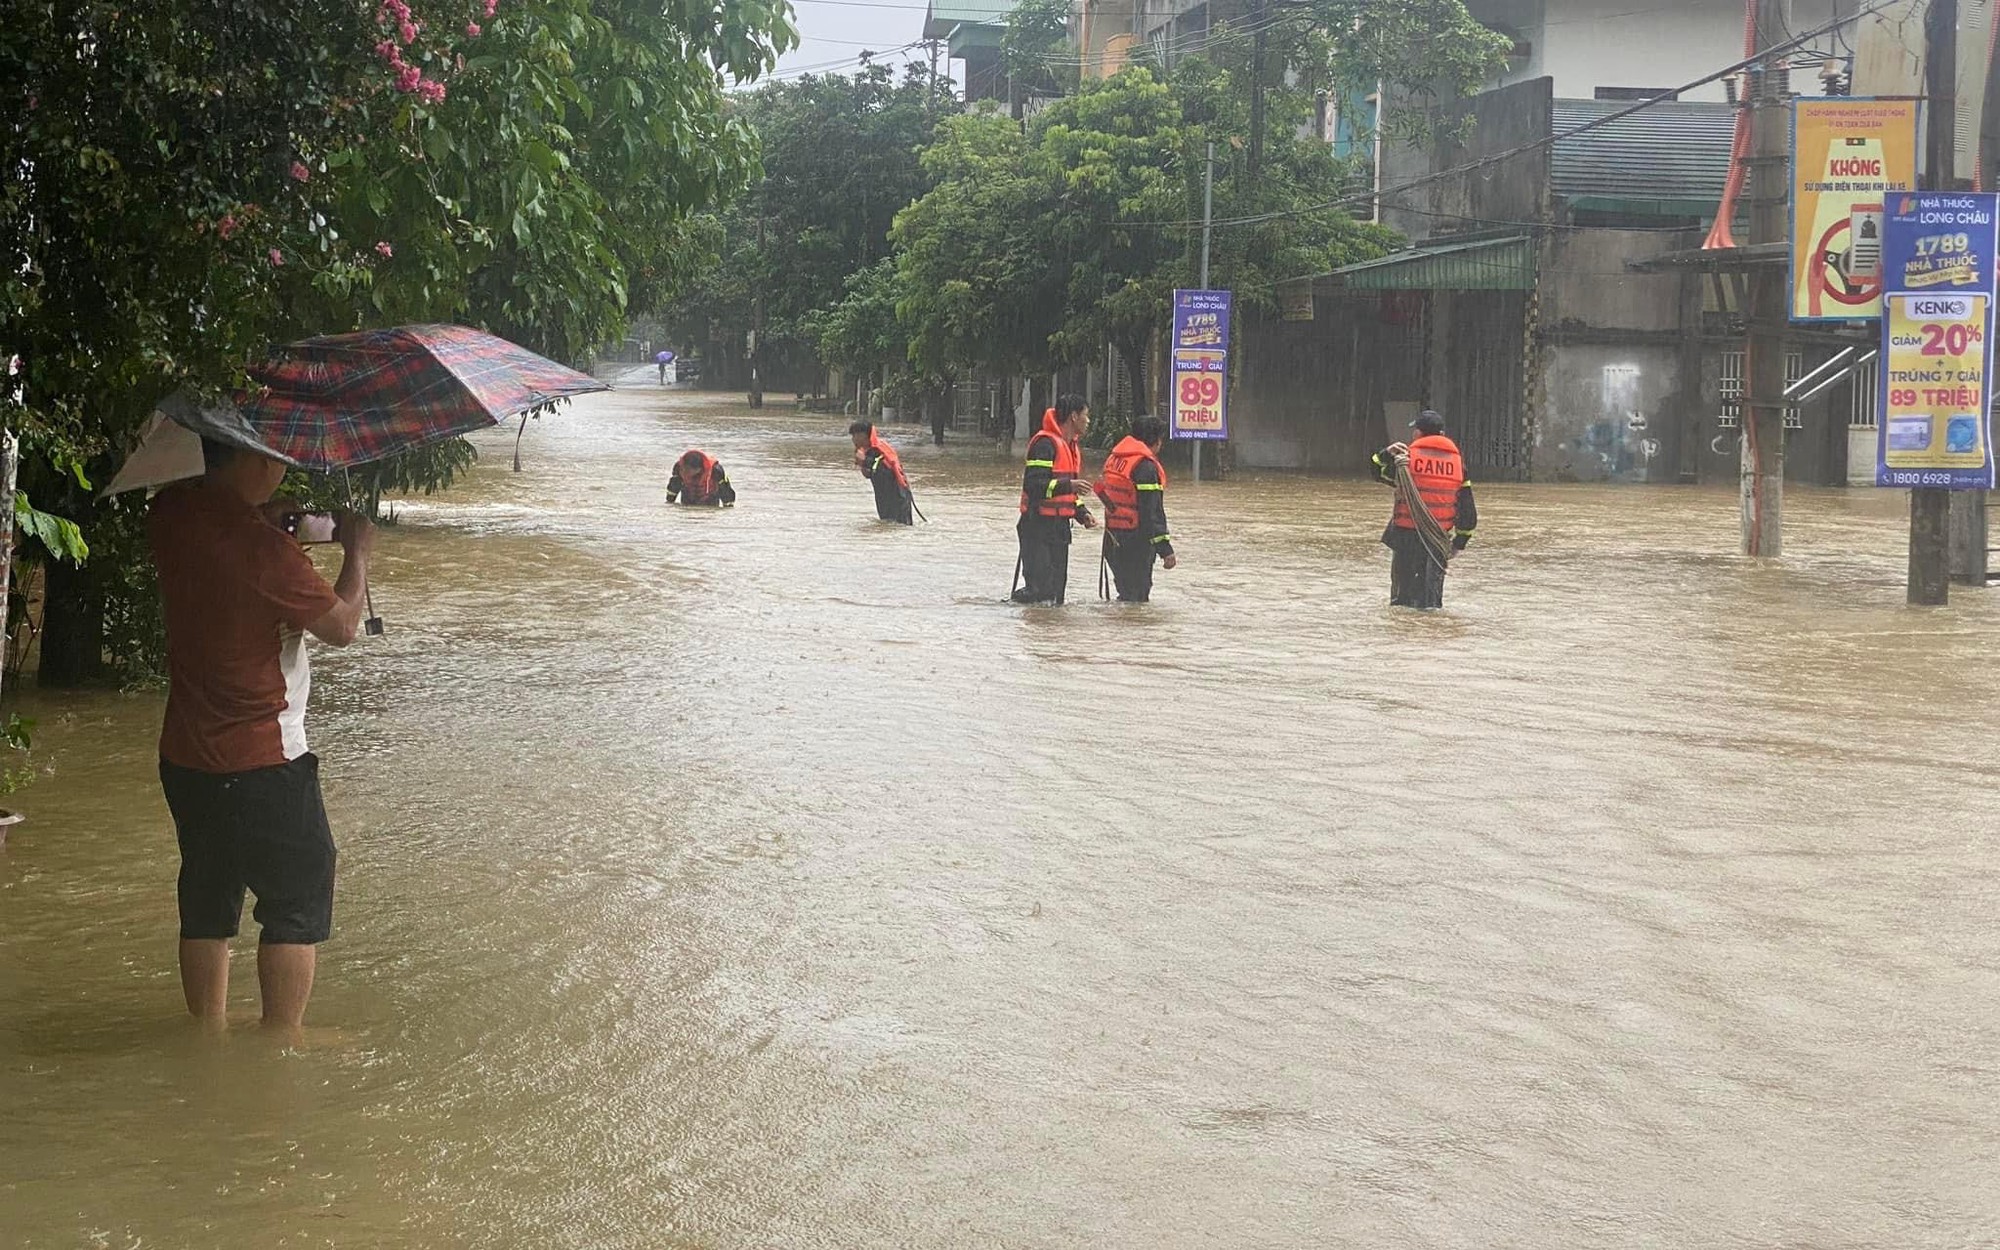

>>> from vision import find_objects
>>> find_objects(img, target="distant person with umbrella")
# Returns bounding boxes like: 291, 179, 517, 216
667, 449, 736, 507
1371, 410, 1477, 610
149, 435, 374, 1036
656, 350, 674, 386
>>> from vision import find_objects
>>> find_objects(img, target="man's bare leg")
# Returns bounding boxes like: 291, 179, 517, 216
180, 938, 230, 1025
257, 943, 317, 1033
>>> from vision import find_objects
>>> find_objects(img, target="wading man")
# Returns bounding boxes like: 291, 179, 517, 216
1012, 394, 1095, 604
667, 449, 736, 507
1094, 414, 1178, 602
149, 438, 374, 1034
850, 420, 913, 525
1372, 410, 1477, 610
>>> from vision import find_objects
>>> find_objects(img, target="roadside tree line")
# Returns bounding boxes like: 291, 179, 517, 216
666, 0, 1509, 432
2, 0, 795, 685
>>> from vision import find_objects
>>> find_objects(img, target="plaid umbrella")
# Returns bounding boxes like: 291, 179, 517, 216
239, 324, 606, 470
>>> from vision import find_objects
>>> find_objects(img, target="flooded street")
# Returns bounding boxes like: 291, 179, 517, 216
4, 386, 1999, 1247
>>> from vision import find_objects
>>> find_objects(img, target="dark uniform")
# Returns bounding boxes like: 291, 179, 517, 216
859, 434, 914, 525
1096, 435, 1174, 602
668, 451, 736, 507
1371, 434, 1476, 609
1013, 410, 1091, 605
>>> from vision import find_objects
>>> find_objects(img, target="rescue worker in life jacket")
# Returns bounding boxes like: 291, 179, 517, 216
850, 420, 913, 525
1372, 410, 1477, 610
1094, 414, 1177, 602
667, 449, 736, 507
1011, 394, 1095, 604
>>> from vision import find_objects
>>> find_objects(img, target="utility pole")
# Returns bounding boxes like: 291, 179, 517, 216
1744, 0, 1792, 556
1947, 0, 1990, 588
926, 39, 940, 126
1742, 0, 1791, 558
1193, 140, 1214, 484
749, 206, 765, 410
1248, 0, 1268, 181
1910, 0, 1958, 603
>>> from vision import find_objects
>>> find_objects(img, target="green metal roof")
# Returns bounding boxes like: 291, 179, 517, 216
1327, 236, 1535, 291
923, 0, 1012, 38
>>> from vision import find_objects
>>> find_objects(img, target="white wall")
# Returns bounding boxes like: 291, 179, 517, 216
1474, 0, 1846, 103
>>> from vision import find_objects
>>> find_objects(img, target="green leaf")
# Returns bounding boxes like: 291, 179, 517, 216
15, 492, 90, 564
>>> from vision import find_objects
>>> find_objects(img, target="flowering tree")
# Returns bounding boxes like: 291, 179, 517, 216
0, 0, 794, 683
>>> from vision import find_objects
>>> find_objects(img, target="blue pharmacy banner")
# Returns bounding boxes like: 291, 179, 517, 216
1169, 289, 1231, 440
1877, 192, 1999, 489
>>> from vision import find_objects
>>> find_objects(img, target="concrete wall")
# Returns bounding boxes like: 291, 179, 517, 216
1540, 346, 1682, 482
1533, 229, 1697, 483
1383, 77, 1552, 243
1469, 0, 1844, 103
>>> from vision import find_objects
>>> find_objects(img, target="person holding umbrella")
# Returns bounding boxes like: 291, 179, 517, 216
655, 349, 674, 386
109, 324, 608, 1033
149, 436, 374, 1037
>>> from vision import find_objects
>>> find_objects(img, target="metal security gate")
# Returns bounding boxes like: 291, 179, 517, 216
1434, 291, 1529, 480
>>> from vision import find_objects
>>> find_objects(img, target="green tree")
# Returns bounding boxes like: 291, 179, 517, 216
1, 0, 794, 684
890, 111, 1068, 380
664, 62, 958, 393
1000, 0, 1076, 103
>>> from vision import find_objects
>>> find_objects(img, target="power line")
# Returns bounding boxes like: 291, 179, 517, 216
1126, 0, 1902, 231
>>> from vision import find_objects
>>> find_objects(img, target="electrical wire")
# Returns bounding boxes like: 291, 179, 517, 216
1122, 0, 1904, 231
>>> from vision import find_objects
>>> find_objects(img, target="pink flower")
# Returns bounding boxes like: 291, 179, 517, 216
417, 79, 448, 105
375, 38, 396, 60
268, 248, 285, 267
289, 160, 310, 183
375, 241, 394, 259
398, 19, 417, 44
465, 21, 481, 36
483, 0, 497, 17
395, 64, 422, 92
218, 214, 240, 240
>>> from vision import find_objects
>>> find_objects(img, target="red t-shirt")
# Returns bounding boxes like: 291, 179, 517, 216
149, 483, 340, 773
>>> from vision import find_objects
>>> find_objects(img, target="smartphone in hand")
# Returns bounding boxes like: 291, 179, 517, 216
283, 512, 339, 544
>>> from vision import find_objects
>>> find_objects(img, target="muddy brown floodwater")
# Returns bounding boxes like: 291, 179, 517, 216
3, 385, 1999, 1248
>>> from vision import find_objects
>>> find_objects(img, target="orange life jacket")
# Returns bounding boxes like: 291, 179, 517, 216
1019, 409, 1081, 520
867, 431, 909, 490
678, 450, 718, 502
1391, 434, 1464, 530
1096, 435, 1165, 532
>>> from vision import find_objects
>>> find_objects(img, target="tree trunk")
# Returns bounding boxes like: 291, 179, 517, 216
38, 555, 107, 688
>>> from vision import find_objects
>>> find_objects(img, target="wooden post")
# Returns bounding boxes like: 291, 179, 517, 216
1911, 0, 1958, 603
1742, 0, 1791, 557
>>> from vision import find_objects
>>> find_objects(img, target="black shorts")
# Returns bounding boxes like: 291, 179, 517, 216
160, 754, 337, 945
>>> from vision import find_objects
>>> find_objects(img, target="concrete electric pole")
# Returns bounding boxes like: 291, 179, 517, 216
1742, 0, 1792, 558
1909, 0, 1959, 604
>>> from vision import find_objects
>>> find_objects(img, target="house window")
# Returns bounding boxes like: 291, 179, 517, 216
1326, 92, 1379, 161
1719, 351, 1803, 429
1596, 86, 1681, 101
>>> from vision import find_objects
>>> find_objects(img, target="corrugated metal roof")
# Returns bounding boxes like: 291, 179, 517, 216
923, 0, 1011, 38
1551, 99, 1738, 211
1327, 236, 1535, 291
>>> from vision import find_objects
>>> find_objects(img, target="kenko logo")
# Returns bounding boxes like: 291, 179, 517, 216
1830, 158, 1884, 177
1912, 297, 1974, 318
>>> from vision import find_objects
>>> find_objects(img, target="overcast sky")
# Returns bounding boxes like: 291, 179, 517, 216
771, 0, 936, 83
